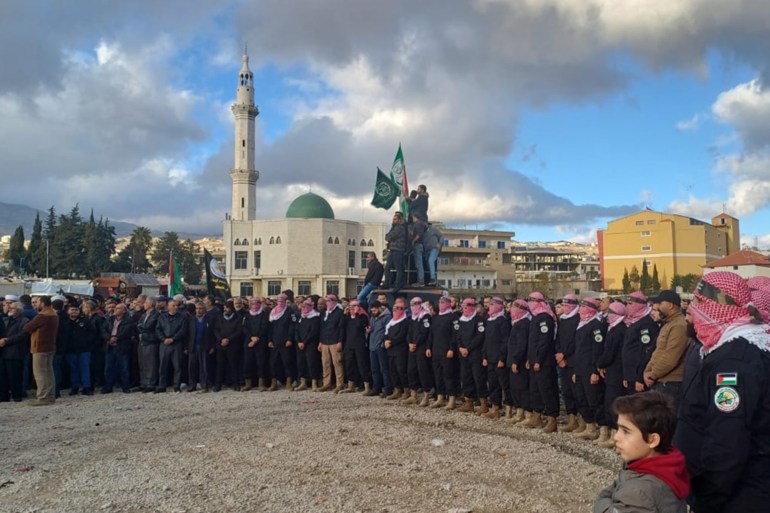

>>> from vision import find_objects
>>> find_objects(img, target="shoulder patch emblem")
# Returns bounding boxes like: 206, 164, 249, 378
540, 325, 549, 334
714, 386, 740, 413
453, 323, 460, 331
478, 325, 485, 332
641, 334, 651, 344
291, 315, 297, 322
423, 319, 430, 328
594, 334, 603, 343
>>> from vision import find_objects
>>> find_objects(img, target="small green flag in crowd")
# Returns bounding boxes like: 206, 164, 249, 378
169, 252, 183, 296
371, 167, 399, 209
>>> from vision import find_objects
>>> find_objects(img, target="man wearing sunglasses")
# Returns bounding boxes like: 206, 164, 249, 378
643, 290, 687, 408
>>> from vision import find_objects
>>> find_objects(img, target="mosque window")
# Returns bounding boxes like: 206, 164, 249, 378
334, 237, 340, 244
234, 239, 241, 246
254, 238, 261, 245
360, 239, 366, 246
368, 239, 374, 247
276, 237, 282, 244
328, 237, 334, 244
242, 238, 249, 245
269, 237, 275, 245
234, 251, 248, 270
241, 198, 245, 208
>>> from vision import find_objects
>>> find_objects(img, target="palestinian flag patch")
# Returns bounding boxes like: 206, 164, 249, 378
716, 373, 738, 386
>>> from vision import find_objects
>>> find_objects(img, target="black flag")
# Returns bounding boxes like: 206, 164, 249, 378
204, 248, 231, 300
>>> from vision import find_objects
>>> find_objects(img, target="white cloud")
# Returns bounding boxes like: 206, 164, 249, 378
713, 79, 770, 150
676, 113, 705, 132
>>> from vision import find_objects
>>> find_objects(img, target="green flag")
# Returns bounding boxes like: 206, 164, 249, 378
371, 167, 399, 209
169, 252, 183, 296
389, 143, 409, 217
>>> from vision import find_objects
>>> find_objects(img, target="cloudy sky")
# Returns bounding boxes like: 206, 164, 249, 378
2, 0, 770, 247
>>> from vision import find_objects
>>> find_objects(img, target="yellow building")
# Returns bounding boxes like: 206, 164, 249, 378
598, 210, 739, 291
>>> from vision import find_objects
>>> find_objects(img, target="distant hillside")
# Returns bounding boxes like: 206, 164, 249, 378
0, 201, 210, 239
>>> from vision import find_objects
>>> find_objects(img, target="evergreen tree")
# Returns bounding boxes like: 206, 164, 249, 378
43, 206, 57, 277
179, 238, 202, 284
152, 232, 182, 275
640, 260, 651, 293
27, 213, 44, 276
622, 267, 631, 294
670, 274, 683, 290
629, 265, 641, 290
681, 273, 700, 293
6, 225, 26, 274
651, 264, 660, 292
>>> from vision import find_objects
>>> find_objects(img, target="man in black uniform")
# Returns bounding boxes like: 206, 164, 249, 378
482, 297, 510, 419
522, 292, 559, 432
267, 293, 296, 391
155, 299, 188, 392
402, 297, 433, 406
243, 297, 270, 391
595, 300, 627, 447
295, 298, 321, 391
456, 298, 487, 414
506, 299, 530, 424
428, 296, 458, 409
555, 294, 581, 432
622, 291, 660, 395
572, 297, 607, 440
675, 271, 770, 513
340, 300, 371, 394
213, 300, 243, 391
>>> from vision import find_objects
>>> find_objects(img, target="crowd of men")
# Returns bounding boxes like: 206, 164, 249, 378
1, 270, 768, 511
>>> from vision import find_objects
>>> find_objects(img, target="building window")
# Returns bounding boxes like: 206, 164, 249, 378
242, 238, 249, 245
334, 237, 340, 244
360, 252, 369, 268
641, 245, 652, 252
240, 282, 253, 297
253, 250, 261, 269
328, 237, 334, 244
234, 239, 241, 246
641, 231, 651, 237
457, 279, 466, 288
647, 220, 656, 225
635, 220, 644, 225
460, 240, 469, 248
254, 238, 261, 245
242, 139, 245, 147
326, 280, 339, 296
241, 198, 245, 208
356, 280, 365, 294
298, 281, 311, 296
276, 236, 282, 244
501, 279, 512, 286
267, 281, 281, 296
439, 257, 449, 265
348, 250, 356, 269
497, 241, 506, 249
368, 239, 374, 246
234, 251, 248, 270
481, 279, 491, 287
360, 239, 366, 246
478, 240, 487, 249
269, 236, 275, 244
443, 239, 449, 247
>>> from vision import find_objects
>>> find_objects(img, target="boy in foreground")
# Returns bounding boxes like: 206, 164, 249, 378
594, 391, 690, 513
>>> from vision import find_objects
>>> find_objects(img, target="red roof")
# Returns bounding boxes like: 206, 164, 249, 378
704, 250, 770, 268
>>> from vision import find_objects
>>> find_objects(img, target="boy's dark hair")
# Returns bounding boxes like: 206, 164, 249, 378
613, 391, 677, 454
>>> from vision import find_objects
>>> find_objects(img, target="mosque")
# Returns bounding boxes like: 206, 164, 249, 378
223, 51, 385, 298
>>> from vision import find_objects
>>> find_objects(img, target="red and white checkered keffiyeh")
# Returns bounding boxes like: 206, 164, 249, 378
690, 271, 765, 353
577, 297, 600, 327
624, 291, 650, 326
747, 276, 770, 292
751, 289, 770, 323
560, 294, 579, 316
510, 299, 530, 324
607, 301, 626, 331
527, 291, 556, 320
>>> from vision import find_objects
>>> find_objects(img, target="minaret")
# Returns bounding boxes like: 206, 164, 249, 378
230, 48, 259, 221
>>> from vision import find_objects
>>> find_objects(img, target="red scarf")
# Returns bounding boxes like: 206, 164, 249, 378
627, 448, 690, 500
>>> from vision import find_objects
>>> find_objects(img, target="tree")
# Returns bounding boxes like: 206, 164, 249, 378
681, 273, 700, 293
6, 225, 26, 274
129, 226, 153, 273
629, 265, 641, 290
622, 267, 631, 294
27, 213, 44, 276
670, 274, 682, 290
640, 260, 651, 293
179, 238, 202, 284
152, 232, 182, 275
651, 264, 660, 292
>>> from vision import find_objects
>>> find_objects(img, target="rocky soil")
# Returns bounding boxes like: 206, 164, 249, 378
0, 390, 619, 513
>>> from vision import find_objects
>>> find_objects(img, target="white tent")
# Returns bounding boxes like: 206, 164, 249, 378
29, 280, 94, 297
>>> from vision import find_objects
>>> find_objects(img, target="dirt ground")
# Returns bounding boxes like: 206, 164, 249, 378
0, 389, 619, 513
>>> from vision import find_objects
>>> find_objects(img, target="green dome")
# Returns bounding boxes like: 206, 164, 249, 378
285, 192, 335, 219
